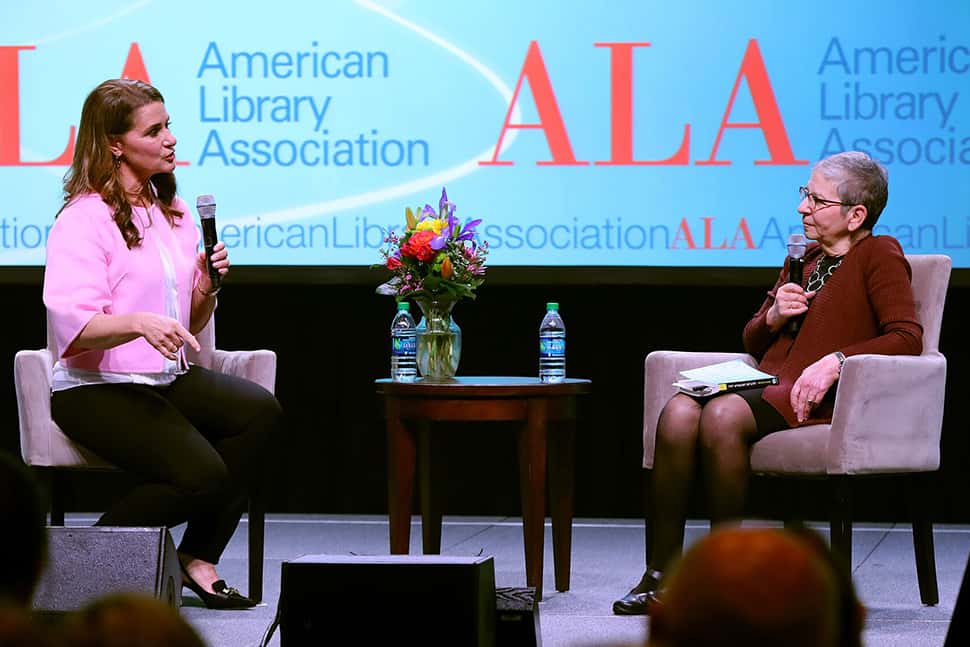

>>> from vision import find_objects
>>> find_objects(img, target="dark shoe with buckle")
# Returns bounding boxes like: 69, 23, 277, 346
180, 562, 256, 610
612, 567, 664, 616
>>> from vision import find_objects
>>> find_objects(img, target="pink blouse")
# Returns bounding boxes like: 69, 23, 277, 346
43, 193, 202, 373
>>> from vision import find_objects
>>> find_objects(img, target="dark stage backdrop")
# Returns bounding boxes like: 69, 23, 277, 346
2, 278, 967, 523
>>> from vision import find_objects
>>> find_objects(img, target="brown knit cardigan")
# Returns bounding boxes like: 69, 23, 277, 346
742, 234, 923, 428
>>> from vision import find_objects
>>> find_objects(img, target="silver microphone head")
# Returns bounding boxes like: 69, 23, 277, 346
196, 194, 216, 220
787, 233, 807, 260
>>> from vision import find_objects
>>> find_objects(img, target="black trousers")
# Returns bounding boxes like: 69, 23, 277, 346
51, 365, 281, 564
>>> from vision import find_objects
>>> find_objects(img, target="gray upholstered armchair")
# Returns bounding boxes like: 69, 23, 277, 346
641, 254, 950, 605
14, 315, 276, 603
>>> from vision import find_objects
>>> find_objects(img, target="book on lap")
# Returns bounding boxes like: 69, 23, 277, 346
672, 359, 778, 397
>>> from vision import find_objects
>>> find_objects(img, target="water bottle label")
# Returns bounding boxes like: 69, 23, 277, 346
539, 337, 565, 358
392, 335, 416, 356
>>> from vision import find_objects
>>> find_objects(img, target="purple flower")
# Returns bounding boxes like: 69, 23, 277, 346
457, 218, 481, 242
438, 187, 455, 218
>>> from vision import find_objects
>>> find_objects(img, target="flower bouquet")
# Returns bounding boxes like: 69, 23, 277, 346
377, 187, 489, 379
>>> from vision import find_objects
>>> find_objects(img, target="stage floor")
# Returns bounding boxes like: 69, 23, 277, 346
62, 513, 965, 646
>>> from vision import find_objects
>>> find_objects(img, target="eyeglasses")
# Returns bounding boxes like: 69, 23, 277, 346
799, 186, 848, 211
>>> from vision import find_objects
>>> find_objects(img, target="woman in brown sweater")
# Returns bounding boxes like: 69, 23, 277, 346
613, 151, 923, 615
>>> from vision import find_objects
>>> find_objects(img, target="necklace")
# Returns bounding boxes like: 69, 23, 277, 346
806, 255, 843, 292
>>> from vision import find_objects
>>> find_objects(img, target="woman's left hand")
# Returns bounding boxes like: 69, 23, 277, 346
790, 354, 841, 423
196, 241, 230, 292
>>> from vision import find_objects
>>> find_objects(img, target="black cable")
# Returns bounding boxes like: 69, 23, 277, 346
257, 597, 283, 647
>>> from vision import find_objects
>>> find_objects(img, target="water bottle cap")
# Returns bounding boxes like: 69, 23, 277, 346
396, 301, 410, 312
546, 302, 559, 311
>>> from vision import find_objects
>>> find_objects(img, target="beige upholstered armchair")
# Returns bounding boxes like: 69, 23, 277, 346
641, 254, 950, 605
14, 316, 276, 603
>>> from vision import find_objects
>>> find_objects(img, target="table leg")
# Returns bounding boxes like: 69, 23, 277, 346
549, 419, 575, 593
418, 421, 442, 554
518, 398, 548, 600
386, 398, 416, 554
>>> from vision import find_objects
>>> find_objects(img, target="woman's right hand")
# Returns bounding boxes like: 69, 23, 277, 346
135, 313, 201, 360
766, 283, 816, 330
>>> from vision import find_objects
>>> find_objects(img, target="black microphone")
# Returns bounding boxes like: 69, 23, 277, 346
787, 233, 807, 335
196, 195, 221, 293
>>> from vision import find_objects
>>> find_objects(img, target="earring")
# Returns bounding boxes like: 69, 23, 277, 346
113, 154, 122, 169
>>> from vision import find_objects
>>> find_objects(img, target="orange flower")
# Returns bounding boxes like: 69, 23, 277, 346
441, 256, 453, 279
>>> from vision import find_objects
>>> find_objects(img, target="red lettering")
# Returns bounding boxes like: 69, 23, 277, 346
696, 39, 807, 166
702, 217, 728, 249
480, 41, 587, 167
0, 45, 74, 166
672, 218, 697, 249
121, 42, 151, 82
731, 218, 756, 248
593, 42, 690, 166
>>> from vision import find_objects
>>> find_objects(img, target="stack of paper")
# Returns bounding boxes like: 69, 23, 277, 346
672, 359, 777, 397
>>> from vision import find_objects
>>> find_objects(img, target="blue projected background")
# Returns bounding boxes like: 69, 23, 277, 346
2, 0, 969, 267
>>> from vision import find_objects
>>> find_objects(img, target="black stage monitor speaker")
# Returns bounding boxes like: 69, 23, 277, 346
32, 527, 181, 613
280, 554, 497, 647
496, 587, 541, 647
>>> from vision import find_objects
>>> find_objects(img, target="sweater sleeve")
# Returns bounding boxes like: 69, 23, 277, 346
42, 199, 115, 359
742, 263, 788, 358
838, 236, 923, 358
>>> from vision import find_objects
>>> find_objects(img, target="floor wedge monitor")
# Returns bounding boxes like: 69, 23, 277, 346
280, 554, 497, 647
32, 526, 181, 613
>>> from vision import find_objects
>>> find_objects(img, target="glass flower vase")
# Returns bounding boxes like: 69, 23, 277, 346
414, 298, 462, 381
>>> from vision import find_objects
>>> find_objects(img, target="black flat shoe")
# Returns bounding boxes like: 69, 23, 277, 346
612, 588, 663, 615
612, 567, 663, 616
180, 562, 256, 610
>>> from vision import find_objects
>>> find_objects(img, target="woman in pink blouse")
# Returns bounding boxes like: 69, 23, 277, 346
43, 79, 281, 610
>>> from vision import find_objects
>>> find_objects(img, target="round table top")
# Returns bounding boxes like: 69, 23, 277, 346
375, 376, 592, 397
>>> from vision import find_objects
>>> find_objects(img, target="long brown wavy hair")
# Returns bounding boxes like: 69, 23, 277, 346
58, 79, 182, 248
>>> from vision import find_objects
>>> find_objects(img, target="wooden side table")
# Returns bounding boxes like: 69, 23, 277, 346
375, 376, 591, 600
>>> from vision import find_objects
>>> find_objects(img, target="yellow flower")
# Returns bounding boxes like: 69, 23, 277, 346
415, 218, 447, 235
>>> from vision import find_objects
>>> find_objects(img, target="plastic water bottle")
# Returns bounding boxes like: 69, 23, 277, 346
539, 302, 566, 383
391, 302, 417, 382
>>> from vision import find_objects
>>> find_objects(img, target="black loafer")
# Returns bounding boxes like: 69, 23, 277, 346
181, 563, 256, 610
612, 567, 663, 616
612, 589, 662, 615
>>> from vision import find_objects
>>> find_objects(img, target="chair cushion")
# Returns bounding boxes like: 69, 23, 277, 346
750, 424, 832, 475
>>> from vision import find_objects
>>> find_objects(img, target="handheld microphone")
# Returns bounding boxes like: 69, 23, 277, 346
196, 195, 221, 292
787, 233, 807, 335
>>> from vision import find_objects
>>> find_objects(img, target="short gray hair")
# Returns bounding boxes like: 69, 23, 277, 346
813, 151, 888, 230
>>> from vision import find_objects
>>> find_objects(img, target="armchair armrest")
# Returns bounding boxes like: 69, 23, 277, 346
14, 349, 55, 465
827, 352, 946, 474
642, 350, 756, 468
208, 349, 277, 394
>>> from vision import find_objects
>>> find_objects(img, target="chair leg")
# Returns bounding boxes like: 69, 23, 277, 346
906, 473, 939, 605
49, 469, 66, 526
248, 496, 265, 604
830, 476, 853, 573
781, 479, 805, 529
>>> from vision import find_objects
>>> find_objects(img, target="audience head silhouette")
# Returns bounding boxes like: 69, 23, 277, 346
0, 605, 55, 647
647, 526, 865, 647
61, 593, 208, 647
0, 452, 48, 608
